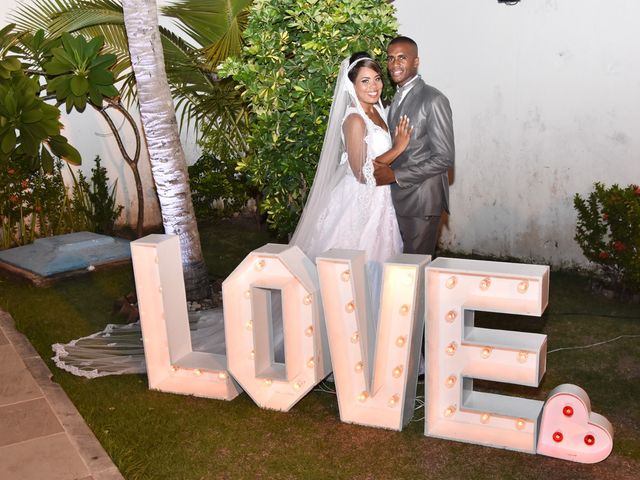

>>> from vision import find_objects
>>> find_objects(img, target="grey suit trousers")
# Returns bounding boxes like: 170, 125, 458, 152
397, 214, 441, 256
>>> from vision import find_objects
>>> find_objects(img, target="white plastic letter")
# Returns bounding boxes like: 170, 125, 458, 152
131, 235, 241, 400
425, 258, 549, 453
317, 250, 429, 430
222, 244, 331, 411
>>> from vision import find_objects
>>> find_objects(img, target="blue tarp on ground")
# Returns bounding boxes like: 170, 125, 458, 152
0, 232, 131, 276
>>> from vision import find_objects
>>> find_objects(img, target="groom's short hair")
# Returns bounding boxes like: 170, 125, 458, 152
388, 36, 418, 52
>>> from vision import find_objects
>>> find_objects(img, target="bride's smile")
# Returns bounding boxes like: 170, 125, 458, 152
353, 66, 383, 108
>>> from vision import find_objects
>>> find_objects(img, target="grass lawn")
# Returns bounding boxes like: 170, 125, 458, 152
0, 219, 639, 479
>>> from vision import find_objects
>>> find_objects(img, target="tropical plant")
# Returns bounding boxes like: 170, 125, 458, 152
68, 155, 123, 234
44, 32, 119, 112
574, 182, 640, 294
122, 0, 210, 300
0, 24, 81, 172
188, 151, 253, 221
39, 30, 145, 236
220, 0, 398, 237
10, 0, 252, 150
0, 157, 121, 248
2, 24, 145, 236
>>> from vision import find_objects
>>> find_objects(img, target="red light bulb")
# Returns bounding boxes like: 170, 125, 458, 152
552, 431, 563, 443
562, 405, 574, 417
584, 434, 595, 446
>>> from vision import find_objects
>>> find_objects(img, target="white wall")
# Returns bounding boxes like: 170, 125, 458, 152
1, 1, 203, 231
395, 0, 639, 267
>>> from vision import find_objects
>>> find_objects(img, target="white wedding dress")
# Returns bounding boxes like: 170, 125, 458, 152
305, 106, 402, 264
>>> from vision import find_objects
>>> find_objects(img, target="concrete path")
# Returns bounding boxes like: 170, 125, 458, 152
0, 310, 124, 480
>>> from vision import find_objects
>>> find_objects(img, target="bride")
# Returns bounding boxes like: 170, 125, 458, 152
53, 52, 411, 378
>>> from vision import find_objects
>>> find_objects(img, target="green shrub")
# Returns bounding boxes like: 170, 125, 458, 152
574, 182, 640, 293
188, 152, 254, 220
0, 156, 122, 248
220, 0, 397, 237
68, 156, 123, 235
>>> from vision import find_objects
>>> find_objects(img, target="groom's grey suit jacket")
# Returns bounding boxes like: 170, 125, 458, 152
387, 78, 454, 217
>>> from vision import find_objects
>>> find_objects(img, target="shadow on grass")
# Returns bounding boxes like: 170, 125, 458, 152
0, 219, 638, 479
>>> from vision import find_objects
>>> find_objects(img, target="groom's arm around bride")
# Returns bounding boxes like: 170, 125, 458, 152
374, 36, 455, 256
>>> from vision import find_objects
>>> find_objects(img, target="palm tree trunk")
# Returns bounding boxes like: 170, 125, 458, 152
122, 0, 209, 300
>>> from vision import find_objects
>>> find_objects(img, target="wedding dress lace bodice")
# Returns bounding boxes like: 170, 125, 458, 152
305, 105, 402, 265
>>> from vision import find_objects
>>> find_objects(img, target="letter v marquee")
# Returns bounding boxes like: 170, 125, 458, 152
316, 250, 430, 430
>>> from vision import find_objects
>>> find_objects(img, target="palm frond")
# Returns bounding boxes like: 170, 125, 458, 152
162, 0, 251, 68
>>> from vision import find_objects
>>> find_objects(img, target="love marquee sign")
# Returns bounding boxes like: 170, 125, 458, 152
130, 235, 614, 464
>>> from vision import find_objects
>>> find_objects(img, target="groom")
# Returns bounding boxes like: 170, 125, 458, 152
374, 36, 455, 256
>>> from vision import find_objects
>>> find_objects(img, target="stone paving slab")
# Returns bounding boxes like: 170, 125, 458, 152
0, 309, 124, 480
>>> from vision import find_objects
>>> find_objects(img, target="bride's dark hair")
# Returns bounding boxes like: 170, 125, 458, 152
347, 51, 383, 82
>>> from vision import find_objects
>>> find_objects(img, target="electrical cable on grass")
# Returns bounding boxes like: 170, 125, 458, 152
548, 334, 640, 354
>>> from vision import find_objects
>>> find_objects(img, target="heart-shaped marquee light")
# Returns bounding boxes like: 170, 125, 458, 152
537, 384, 614, 463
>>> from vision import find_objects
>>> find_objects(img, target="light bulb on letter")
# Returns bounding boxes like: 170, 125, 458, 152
479, 277, 491, 290
388, 394, 400, 407
517, 280, 529, 293
445, 310, 457, 323
305, 325, 314, 337
445, 276, 457, 289
306, 357, 315, 369
445, 375, 457, 388
392, 365, 403, 378
303, 294, 312, 305
480, 413, 490, 424
399, 304, 410, 316
480, 347, 492, 359
350, 332, 359, 343
354, 361, 364, 373
444, 405, 456, 417
515, 418, 526, 431
395, 336, 406, 347
517, 351, 528, 363
358, 391, 369, 403
254, 259, 265, 271
341, 270, 350, 282
445, 342, 457, 356
345, 301, 355, 313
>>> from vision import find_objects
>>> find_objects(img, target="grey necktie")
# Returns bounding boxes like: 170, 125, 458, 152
390, 84, 406, 117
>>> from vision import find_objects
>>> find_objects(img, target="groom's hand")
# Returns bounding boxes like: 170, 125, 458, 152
373, 161, 396, 185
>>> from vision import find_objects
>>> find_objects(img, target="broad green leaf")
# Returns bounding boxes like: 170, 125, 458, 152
90, 54, 117, 71
44, 59, 72, 75
0, 57, 22, 72
21, 109, 44, 124
40, 146, 54, 172
88, 68, 113, 86
1, 129, 16, 154
70, 75, 89, 96
49, 47, 76, 68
